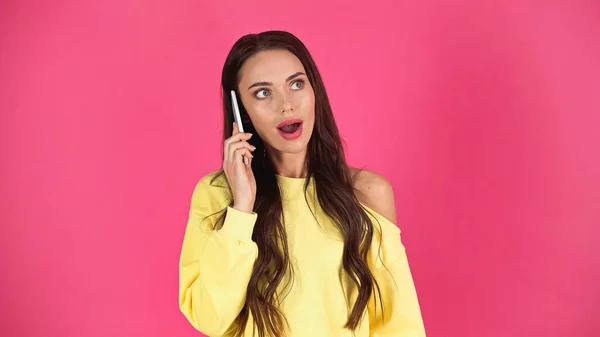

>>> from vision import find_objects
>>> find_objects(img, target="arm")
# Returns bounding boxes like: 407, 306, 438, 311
178, 177, 258, 336
353, 169, 426, 336
368, 234, 426, 336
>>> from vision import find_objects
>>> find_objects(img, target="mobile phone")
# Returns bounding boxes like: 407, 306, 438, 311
231, 90, 244, 133
230, 90, 249, 165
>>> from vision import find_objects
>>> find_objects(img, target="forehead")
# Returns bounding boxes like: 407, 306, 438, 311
238, 49, 306, 85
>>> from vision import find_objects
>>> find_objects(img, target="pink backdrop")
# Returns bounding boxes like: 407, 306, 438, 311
1, 1, 599, 336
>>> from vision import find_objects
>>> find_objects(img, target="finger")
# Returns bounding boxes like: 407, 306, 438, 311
225, 131, 252, 148
233, 147, 253, 167
230, 141, 256, 153
232, 121, 246, 137
224, 132, 253, 158
225, 122, 239, 156
228, 141, 256, 166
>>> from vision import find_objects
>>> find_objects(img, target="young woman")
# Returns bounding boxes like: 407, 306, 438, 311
178, 30, 426, 337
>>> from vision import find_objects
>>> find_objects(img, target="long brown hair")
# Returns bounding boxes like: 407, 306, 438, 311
208, 30, 384, 336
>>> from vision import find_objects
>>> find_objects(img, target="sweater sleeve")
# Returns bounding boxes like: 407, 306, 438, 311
366, 212, 426, 336
178, 177, 259, 336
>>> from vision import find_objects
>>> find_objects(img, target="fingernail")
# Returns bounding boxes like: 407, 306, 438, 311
249, 133, 253, 137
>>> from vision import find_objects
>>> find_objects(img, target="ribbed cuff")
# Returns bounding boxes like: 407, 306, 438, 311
217, 206, 258, 242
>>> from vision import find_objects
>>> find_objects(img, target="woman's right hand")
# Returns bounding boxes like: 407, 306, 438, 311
223, 122, 257, 213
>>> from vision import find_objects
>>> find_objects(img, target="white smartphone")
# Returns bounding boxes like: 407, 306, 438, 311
230, 90, 249, 165
230, 90, 244, 133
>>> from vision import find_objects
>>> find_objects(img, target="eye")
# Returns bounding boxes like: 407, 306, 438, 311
291, 79, 304, 90
255, 89, 271, 99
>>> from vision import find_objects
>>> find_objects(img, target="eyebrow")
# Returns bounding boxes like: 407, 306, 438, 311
247, 72, 306, 90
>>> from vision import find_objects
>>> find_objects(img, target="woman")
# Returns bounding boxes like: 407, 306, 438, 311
178, 30, 426, 337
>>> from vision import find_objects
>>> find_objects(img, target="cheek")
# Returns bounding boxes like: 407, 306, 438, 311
297, 89, 315, 114
245, 105, 276, 134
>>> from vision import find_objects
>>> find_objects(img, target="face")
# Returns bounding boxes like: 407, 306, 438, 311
237, 49, 315, 155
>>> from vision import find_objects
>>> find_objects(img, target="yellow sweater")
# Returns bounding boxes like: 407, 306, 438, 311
179, 170, 426, 337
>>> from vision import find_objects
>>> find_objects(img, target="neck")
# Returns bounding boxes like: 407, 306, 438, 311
266, 146, 308, 178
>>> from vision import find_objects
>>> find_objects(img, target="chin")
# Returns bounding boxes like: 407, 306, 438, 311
280, 141, 307, 153
273, 137, 309, 153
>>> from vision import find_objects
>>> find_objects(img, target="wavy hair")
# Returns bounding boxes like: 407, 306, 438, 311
207, 30, 384, 337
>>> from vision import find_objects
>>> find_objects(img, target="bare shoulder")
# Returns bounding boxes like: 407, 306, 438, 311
348, 167, 397, 225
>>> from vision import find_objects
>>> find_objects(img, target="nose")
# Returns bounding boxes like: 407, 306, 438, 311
279, 92, 294, 113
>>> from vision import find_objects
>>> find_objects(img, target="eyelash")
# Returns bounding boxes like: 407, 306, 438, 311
254, 79, 305, 99
292, 79, 305, 89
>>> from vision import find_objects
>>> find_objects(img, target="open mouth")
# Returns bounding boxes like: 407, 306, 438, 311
278, 122, 302, 133
276, 118, 304, 140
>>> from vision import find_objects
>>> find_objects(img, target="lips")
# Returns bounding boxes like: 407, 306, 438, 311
277, 118, 303, 129
277, 122, 303, 140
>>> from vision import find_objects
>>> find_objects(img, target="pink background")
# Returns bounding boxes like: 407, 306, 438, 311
1, 1, 599, 336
